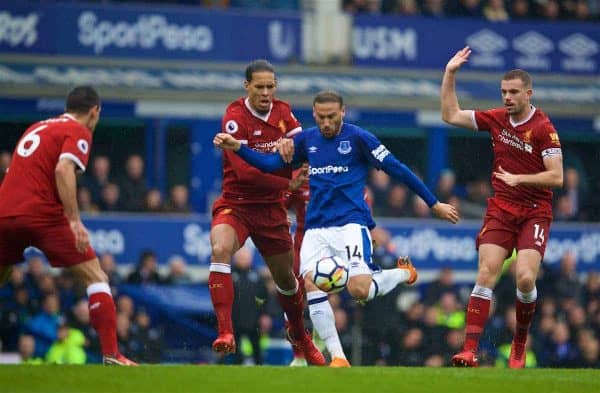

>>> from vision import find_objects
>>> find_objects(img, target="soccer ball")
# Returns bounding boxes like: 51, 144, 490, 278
313, 256, 348, 294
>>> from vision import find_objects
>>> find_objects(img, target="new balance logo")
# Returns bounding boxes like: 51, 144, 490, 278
90, 302, 101, 310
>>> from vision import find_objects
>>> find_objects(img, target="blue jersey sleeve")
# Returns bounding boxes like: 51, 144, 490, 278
357, 129, 438, 208
236, 144, 302, 173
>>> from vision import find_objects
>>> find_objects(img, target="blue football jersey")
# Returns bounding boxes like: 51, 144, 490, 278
293, 122, 389, 230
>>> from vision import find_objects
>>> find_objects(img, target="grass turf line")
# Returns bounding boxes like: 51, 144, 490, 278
1, 365, 598, 393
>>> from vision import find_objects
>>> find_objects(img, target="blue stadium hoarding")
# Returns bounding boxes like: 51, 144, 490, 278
81, 214, 600, 273
0, 1, 301, 62
352, 15, 600, 74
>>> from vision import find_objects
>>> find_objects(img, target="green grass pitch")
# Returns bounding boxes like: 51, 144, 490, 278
1, 365, 598, 393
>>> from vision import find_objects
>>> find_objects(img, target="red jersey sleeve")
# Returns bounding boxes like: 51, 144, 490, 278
222, 109, 289, 190
535, 121, 562, 159
284, 110, 302, 138
474, 109, 504, 132
59, 124, 92, 172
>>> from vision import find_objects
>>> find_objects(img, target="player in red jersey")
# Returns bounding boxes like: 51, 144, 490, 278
0, 86, 136, 366
283, 166, 310, 366
441, 47, 563, 368
209, 60, 325, 365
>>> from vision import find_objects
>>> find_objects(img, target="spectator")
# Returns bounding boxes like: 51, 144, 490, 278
119, 155, 148, 211
424, 267, 458, 306
99, 183, 123, 211
554, 252, 582, 303
510, 0, 532, 18
144, 189, 165, 213
483, 0, 510, 20
68, 299, 101, 362
164, 255, 193, 285
18, 334, 44, 364
368, 169, 392, 216
131, 310, 162, 363
397, 327, 426, 366
0, 151, 12, 185
45, 324, 87, 365
99, 253, 122, 288
164, 184, 192, 213
77, 187, 100, 214
127, 250, 162, 285
116, 295, 136, 320
25, 293, 62, 357
81, 155, 112, 206
436, 168, 459, 202
384, 184, 410, 217
231, 247, 269, 365
422, 0, 447, 17
1, 285, 35, 351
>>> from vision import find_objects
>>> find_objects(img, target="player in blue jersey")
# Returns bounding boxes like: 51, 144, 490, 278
214, 90, 459, 366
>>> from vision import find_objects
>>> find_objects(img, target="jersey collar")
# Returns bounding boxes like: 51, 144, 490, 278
61, 113, 77, 121
244, 98, 272, 122
509, 105, 536, 128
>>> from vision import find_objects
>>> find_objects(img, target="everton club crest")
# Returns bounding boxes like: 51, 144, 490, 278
337, 140, 352, 154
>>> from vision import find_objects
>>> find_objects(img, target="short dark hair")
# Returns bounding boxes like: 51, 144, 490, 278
65, 85, 100, 114
502, 69, 532, 89
245, 59, 275, 82
313, 90, 344, 107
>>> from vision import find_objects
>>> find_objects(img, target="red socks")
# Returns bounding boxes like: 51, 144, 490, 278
277, 288, 306, 340
514, 299, 536, 345
463, 296, 491, 353
88, 291, 118, 356
208, 271, 234, 335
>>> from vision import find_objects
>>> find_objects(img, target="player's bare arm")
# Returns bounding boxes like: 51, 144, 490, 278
431, 202, 460, 224
441, 46, 477, 130
55, 158, 89, 253
213, 133, 241, 151
494, 155, 563, 188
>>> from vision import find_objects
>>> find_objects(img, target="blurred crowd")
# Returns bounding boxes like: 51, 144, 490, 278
368, 166, 600, 221
344, 0, 599, 21
0, 253, 166, 365
45, 0, 599, 21
2, 239, 598, 367
1, 151, 597, 221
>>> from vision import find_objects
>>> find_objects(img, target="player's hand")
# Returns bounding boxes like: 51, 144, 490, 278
431, 202, 460, 224
213, 133, 241, 151
446, 46, 471, 73
69, 219, 90, 253
276, 138, 295, 163
494, 165, 520, 187
288, 164, 309, 192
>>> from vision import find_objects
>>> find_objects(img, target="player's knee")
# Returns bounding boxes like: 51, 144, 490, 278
346, 281, 369, 300
211, 242, 232, 262
516, 271, 536, 291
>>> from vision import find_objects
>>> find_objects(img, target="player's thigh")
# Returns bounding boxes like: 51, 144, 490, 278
67, 257, 107, 287
249, 203, 292, 258
0, 217, 28, 267
336, 224, 373, 278
300, 228, 335, 279
211, 204, 249, 259
517, 217, 551, 259
30, 216, 96, 268
477, 243, 510, 287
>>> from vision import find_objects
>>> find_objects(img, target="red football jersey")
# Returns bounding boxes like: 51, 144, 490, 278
220, 97, 301, 204
473, 106, 562, 210
284, 179, 309, 231
0, 114, 92, 218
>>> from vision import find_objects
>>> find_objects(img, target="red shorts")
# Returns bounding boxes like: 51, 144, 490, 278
476, 197, 552, 258
211, 197, 292, 257
0, 215, 96, 267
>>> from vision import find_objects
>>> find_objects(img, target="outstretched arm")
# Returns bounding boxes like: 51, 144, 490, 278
214, 132, 288, 172
441, 46, 477, 130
